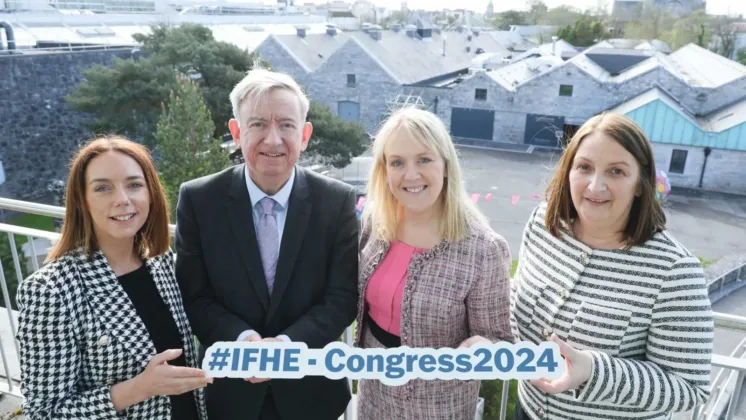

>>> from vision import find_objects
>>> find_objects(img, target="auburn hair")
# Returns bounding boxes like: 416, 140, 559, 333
544, 112, 666, 247
46, 135, 170, 262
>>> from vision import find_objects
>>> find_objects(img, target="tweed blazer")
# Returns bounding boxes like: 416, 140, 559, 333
353, 216, 514, 419
16, 249, 207, 420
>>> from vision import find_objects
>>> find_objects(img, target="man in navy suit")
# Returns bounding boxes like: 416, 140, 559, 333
175, 68, 359, 420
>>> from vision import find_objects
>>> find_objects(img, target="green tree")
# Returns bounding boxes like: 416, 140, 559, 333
711, 17, 738, 58
67, 22, 367, 169
556, 19, 610, 47
661, 10, 711, 49
492, 10, 527, 30
67, 23, 259, 147
527, 0, 549, 25
305, 102, 368, 169
0, 233, 25, 310
154, 81, 230, 216
737, 49, 746, 65
623, 3, 675, 42
540, 5, 584, 27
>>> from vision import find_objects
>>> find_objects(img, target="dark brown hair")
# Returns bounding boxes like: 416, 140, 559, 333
46, 135, 170, 262
544, 112, 666, 247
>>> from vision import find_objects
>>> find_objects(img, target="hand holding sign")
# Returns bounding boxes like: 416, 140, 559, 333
529, 335, 593, 394
203, 341, 565, 386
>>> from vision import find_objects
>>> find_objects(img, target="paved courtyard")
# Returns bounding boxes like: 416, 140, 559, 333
457, 147, 746, 261
336, 146, 746, 260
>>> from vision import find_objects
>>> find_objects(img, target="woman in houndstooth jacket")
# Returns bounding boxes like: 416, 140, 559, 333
16, 136, 210, 420
353, 107, 515, 419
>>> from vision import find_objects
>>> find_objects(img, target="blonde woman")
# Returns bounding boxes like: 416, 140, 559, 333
353, 107, 514, 419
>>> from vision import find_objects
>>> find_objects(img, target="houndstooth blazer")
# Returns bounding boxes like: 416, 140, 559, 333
353, 216, 514, 419
16, 249, 207, 420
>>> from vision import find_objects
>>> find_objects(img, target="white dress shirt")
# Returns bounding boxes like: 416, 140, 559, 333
237, 166, 295, 343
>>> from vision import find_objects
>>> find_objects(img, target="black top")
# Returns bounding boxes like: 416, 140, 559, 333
118, 264, 198, 420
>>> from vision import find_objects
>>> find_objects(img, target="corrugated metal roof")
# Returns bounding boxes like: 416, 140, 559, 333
611, 87, 746, 151
485, 30, 536, 52
510, 39, 576, 63
488, 55, 564, 90
667, 44, 746, 87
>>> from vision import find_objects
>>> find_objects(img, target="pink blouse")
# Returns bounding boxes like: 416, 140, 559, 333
364, 241, 426, 336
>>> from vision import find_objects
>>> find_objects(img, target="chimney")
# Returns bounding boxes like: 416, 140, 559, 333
442, 38, 446, 56
369, 24, 382, 41
391, 23, 401, 33
296, 26, 307, 38
552, 35, 558, 55
466, 46, 471, 53
326, 24, 338, 36
473, 28, 480, 36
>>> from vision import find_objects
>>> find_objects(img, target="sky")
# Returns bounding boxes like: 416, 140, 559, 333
301, 0, 746, 17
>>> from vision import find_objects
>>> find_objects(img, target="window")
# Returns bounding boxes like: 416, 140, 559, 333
559, 85, 573, 97
669, 149, 688, 174
475, 88, 487, 101
347, 74, 356, 86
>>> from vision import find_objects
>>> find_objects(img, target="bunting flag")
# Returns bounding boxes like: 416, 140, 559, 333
485, 193, 493, 202
470, 193, 481, 204
511, 195, 520, 206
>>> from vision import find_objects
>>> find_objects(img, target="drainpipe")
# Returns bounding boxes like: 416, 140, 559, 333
0, 21, 16, 51
433, 96, 439, 115
698, 146, 711, 188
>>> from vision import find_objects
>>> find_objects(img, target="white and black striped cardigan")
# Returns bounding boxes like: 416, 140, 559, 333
510, 203, 713, 420
16, 249, 207, 420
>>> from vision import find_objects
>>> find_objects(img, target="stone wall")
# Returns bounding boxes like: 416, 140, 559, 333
306, 39, 400, 134
0, 48, 134, 201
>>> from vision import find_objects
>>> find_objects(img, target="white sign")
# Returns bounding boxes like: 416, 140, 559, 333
202, 341, 564, 386
0, 160, 5, 186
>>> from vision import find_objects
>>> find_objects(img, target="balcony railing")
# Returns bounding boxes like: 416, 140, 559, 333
0, 196, 745, 420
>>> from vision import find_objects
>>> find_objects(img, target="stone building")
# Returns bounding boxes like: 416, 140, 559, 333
257, 29, 746, 195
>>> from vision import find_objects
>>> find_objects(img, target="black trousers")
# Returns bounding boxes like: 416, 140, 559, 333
513, 400, 529, 420
258, 387, 339, 420
259, 387, 281, 420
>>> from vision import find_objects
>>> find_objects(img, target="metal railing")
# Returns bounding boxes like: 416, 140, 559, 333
1, 196, 746, 420
707, 263, 745, 296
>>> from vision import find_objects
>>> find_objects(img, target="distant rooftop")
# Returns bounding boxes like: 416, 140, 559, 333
667, 44, 746, 88
269, 28, 515, 85
488, 55, 564, 90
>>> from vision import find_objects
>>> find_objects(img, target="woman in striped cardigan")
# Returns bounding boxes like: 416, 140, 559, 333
509, 113, 713, 419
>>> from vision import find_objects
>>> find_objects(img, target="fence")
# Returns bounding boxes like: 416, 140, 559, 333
1, 196, 745, 420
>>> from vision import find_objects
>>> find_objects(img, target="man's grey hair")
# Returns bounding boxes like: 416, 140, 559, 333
229, 68, 310, 127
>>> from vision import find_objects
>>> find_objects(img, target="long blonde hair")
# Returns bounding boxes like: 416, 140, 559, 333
363, 107, 486, 242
